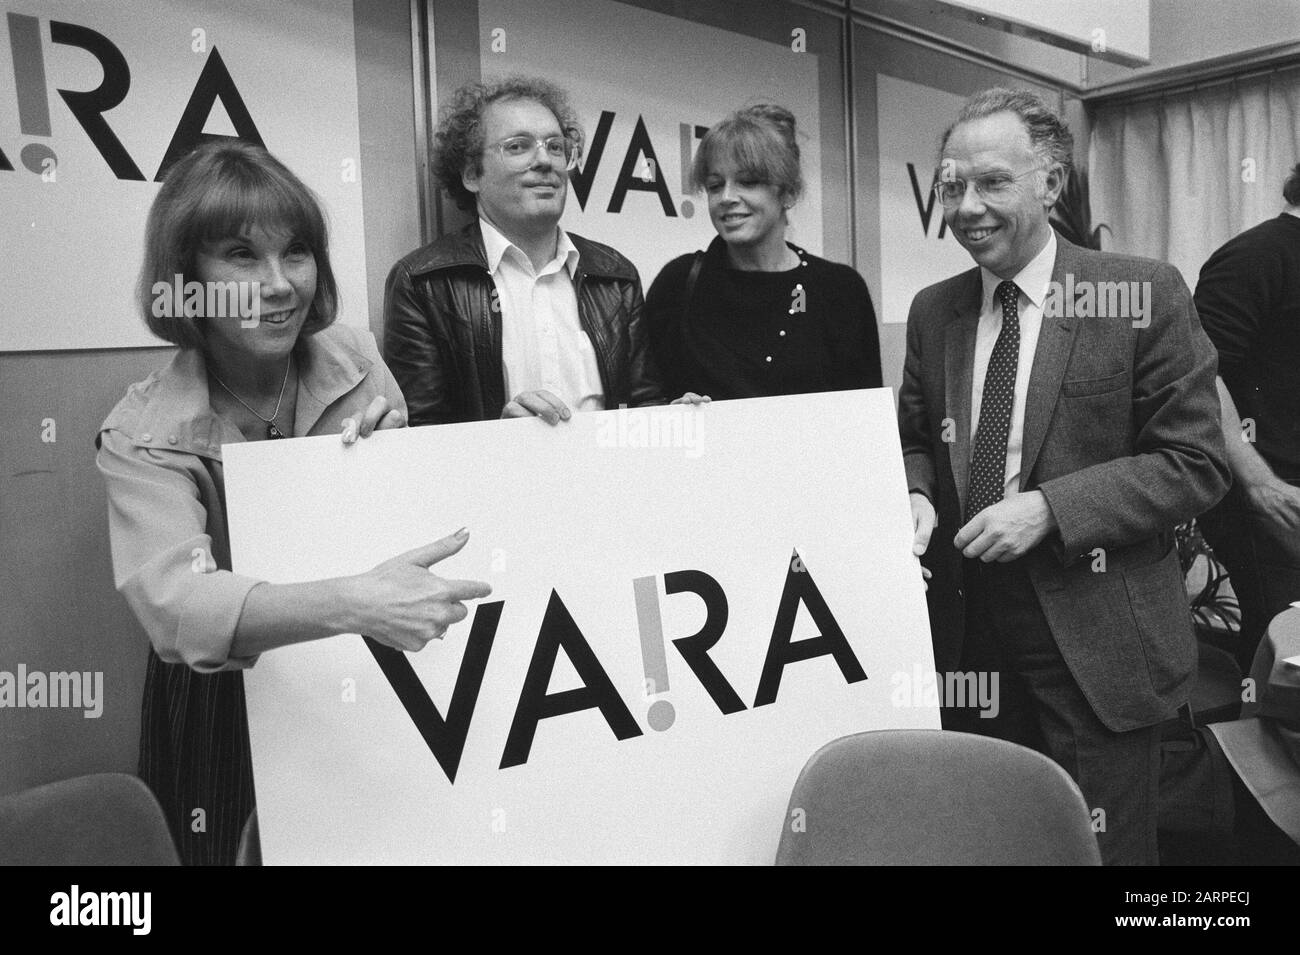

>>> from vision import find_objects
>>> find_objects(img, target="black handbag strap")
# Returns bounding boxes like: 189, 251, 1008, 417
680, 250, 705, 327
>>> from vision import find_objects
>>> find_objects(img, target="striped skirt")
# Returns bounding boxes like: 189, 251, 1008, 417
137, 647, 255, 866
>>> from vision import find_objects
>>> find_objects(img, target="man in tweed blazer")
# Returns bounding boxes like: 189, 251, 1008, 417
897, 88, 1229, 865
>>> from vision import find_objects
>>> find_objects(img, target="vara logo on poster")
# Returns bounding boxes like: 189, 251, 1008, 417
371, 548, 868, 784
2, 11, 264, 181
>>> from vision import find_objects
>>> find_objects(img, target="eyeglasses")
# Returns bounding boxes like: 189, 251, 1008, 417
932, 165, 1044, 207
486, 135, 580, 170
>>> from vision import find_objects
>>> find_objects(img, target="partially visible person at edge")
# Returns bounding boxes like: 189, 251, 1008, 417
96, 140, 491, 865
384, 75, 705, 428
1194, 163, 1300, 673
645, 104, 881, 400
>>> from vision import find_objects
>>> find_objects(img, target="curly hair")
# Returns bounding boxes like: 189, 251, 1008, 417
137, 139, 338, 349
433, 76, 585, 212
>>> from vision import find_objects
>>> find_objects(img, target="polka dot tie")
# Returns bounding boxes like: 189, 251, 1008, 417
967, 280, 1021, 522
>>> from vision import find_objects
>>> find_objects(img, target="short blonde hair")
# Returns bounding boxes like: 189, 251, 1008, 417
691, 104, 803, 204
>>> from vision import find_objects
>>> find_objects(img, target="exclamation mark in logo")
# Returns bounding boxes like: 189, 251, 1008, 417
7, 13, 57, 176
678, 122, 695, 219
633, 575, 675, 731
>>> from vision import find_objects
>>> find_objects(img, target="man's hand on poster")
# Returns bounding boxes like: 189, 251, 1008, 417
502, 390, 572, 425
502, 391, 710, 424
671, 392, 712, 405
954, 490, 1057, 562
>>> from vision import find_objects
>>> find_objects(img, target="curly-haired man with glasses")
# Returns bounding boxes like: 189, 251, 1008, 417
385, 76, 694, 426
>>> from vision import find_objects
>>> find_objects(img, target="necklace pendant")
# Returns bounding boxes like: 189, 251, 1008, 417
267, 422, 286, 440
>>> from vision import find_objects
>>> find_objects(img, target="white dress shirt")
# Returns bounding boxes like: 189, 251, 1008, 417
970, 229, 1057, 499
480, 218, 604, 413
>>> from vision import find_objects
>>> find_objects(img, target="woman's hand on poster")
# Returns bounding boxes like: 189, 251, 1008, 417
341, 395, 406, 444
349, 529, 492, 652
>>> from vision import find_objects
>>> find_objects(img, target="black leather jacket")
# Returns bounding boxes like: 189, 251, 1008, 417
383, 221, 665, 425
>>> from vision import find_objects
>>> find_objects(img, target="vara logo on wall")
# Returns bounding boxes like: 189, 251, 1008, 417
368, 549, 867, 783
907, 160, 950, 240
569, 112, 708, 219
876, 74, 971, 324
2, 11, 264, 181
1, 0, 366, 352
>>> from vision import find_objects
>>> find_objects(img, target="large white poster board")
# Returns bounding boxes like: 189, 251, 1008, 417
876, 74, 971, 325
0, 0, 366, 351
225, 390, 937, 864
477, 0, 823, 291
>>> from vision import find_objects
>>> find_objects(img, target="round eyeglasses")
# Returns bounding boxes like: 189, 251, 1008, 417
487, 135, 580, 170
932, 165, 1044, 207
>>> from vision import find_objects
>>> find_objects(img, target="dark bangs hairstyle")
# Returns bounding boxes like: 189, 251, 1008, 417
690, 104, 804, 204
137, 139, 338, 349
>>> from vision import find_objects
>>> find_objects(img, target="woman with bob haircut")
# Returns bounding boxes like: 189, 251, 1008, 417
646, 104, 881, 399
97, 140, 491, 865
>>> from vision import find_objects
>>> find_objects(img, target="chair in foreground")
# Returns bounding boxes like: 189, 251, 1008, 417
0, 772, 180, 866
775, 730, 1101, 865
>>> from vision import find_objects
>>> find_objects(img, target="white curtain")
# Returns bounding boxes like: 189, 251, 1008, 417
1089, 69, 1300, 286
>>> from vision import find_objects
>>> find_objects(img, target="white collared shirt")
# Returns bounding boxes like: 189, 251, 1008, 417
480, 217, 604, 413
970, 228, 1056, 498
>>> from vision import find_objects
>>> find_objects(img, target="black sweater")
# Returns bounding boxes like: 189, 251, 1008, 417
645, 237, 882, 401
